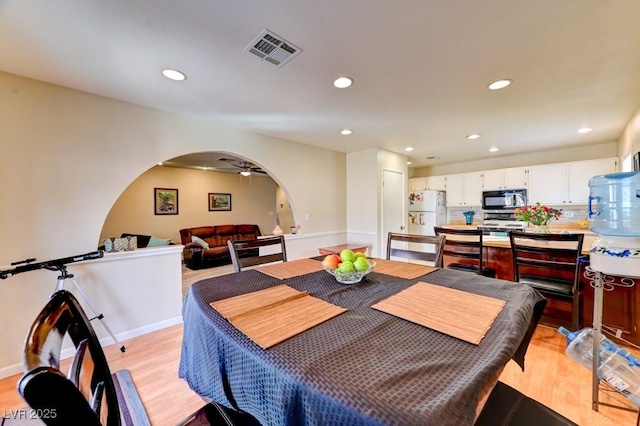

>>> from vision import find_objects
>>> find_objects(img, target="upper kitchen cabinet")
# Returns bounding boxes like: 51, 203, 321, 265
426, 175, 447, 191
409, 177, 427, 192
445, 172, 482, 206
481, 169, 505, 190
528, 158, 618, 205
481, 168, 528, 190
568, 158, 617, 204
527, 163, 568, 205
504, 167, 529, 189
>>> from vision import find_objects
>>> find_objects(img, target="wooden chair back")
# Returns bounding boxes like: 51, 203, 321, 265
19, 290, 120, 425
386, 233, 445, 267
434, 227, 495, 277
509, 231, 584, 330
228, 235, 287, 272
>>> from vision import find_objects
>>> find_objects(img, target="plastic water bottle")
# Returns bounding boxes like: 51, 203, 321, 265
558, 326, 640, 407
588, 171, 640, 236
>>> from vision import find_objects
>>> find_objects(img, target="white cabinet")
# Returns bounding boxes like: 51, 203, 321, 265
481, 169, 506, 190
426, 175, 447, 191
445, 174, 464, 206
528, 158, 618, 205
445, 173, 482, 206
409, 177, 427, 191
464, 172, 483, 206
420, 157, 617, 208
527, 163, 568, 205
568, 158, 617, 204
504, 167, 529, 189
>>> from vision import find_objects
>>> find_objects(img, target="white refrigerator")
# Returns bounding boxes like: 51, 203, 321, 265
408, 190, 447, 236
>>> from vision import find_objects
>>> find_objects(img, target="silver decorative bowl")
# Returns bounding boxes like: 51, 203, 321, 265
323, 260, 376, 284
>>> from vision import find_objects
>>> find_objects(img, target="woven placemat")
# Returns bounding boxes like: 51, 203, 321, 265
257, 258, 324, 280
371, 281, 505, 345
372, 258, 438, 280
211, 284, 347, 349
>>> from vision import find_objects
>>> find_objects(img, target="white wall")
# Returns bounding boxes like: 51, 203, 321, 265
346, 149, 407, 257
0, 71, 347, 376
618, 109, 640, 170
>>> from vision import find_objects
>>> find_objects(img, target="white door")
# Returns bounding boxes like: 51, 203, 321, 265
382, 169, 405, 256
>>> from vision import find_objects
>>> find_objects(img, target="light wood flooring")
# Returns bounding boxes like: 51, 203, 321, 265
1, 264, 638, 425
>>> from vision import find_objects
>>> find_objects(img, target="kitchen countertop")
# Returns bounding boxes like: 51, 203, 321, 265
439, 223, 598, 254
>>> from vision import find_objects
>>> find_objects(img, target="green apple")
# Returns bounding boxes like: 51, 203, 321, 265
340, 249, 355, 263
354, 252, 367, 260
353, 257, 370, 271
338, 260, 354, 273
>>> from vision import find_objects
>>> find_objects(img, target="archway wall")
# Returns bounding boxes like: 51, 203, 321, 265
0, 71, 347, 264
100, 166, 281, 244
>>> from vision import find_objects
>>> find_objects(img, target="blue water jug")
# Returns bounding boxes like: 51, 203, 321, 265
588, 172, 640, 236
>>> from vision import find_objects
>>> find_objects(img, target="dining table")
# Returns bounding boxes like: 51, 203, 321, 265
178, 257, 546, 426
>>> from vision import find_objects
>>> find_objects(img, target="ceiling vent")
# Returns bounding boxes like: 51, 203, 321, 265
244, 29, 302, 68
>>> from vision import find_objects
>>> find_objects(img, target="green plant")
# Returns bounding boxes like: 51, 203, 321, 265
514, 202, 562, 226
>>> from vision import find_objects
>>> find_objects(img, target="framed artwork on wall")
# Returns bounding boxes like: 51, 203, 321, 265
634, 152, 640, 172
209, 193, 232, 211
154, 188, 178, 215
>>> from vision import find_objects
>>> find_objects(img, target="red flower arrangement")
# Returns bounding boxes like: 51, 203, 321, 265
514, 202, 563, 226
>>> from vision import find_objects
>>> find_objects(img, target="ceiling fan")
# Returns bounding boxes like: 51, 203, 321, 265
217, 158, 268, 176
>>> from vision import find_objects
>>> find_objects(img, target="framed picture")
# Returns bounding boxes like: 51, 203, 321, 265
634, 152, 640, 172
209, 193, 232, 211
154, 188, 178, 215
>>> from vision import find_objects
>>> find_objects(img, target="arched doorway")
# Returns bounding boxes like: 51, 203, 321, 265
99, 151, 296, 245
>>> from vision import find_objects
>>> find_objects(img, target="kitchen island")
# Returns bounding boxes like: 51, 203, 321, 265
439, 224, 638, 345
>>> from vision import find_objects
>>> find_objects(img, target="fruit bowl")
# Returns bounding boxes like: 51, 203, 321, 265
324, 260, 376, 284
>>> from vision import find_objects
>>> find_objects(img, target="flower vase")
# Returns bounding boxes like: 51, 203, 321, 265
531, 224, 551, 234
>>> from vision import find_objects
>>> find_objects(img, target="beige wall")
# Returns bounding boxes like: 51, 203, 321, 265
0, 71, 346, 264
618, 109, 640, 170
100, 166, 281, 243
412, 141, 618, 177
0, 71, 346, 374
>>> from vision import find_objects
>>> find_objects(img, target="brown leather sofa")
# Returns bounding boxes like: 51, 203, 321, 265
179, 224, 261, 270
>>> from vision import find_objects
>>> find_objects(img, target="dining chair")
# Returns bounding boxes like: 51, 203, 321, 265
509, 231, 584, 331
18, 289, 123, 425
434, 227, 496, 278
227, 235, 287, 272
19, 289, 259, 426
475, 381, 577, 425
386, 232, 445, 267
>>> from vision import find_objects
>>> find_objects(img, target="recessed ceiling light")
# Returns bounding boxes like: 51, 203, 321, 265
340, 129, 353, 135
577, 127, 593, 134
404, 147, 414, 152
466, 134, 481, 140
488, 79, 511, 90
407, 161, 412, 165
489, 147, 499, 152
333, 76, 353, 89
162, 68, 187, 81
158, 162, 163, 166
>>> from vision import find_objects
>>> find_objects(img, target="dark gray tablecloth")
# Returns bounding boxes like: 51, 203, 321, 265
178, 265, 545, 426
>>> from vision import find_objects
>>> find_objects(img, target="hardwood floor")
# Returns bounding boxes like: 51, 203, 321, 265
1, 323, 638, 425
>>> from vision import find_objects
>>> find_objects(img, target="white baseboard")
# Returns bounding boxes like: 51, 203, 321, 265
0, 316, 184, 380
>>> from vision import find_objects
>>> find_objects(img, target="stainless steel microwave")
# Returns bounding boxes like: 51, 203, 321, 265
482, 189, 527, 210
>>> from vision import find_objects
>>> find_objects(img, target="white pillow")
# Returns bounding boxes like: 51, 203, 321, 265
191, 235, 210, 249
